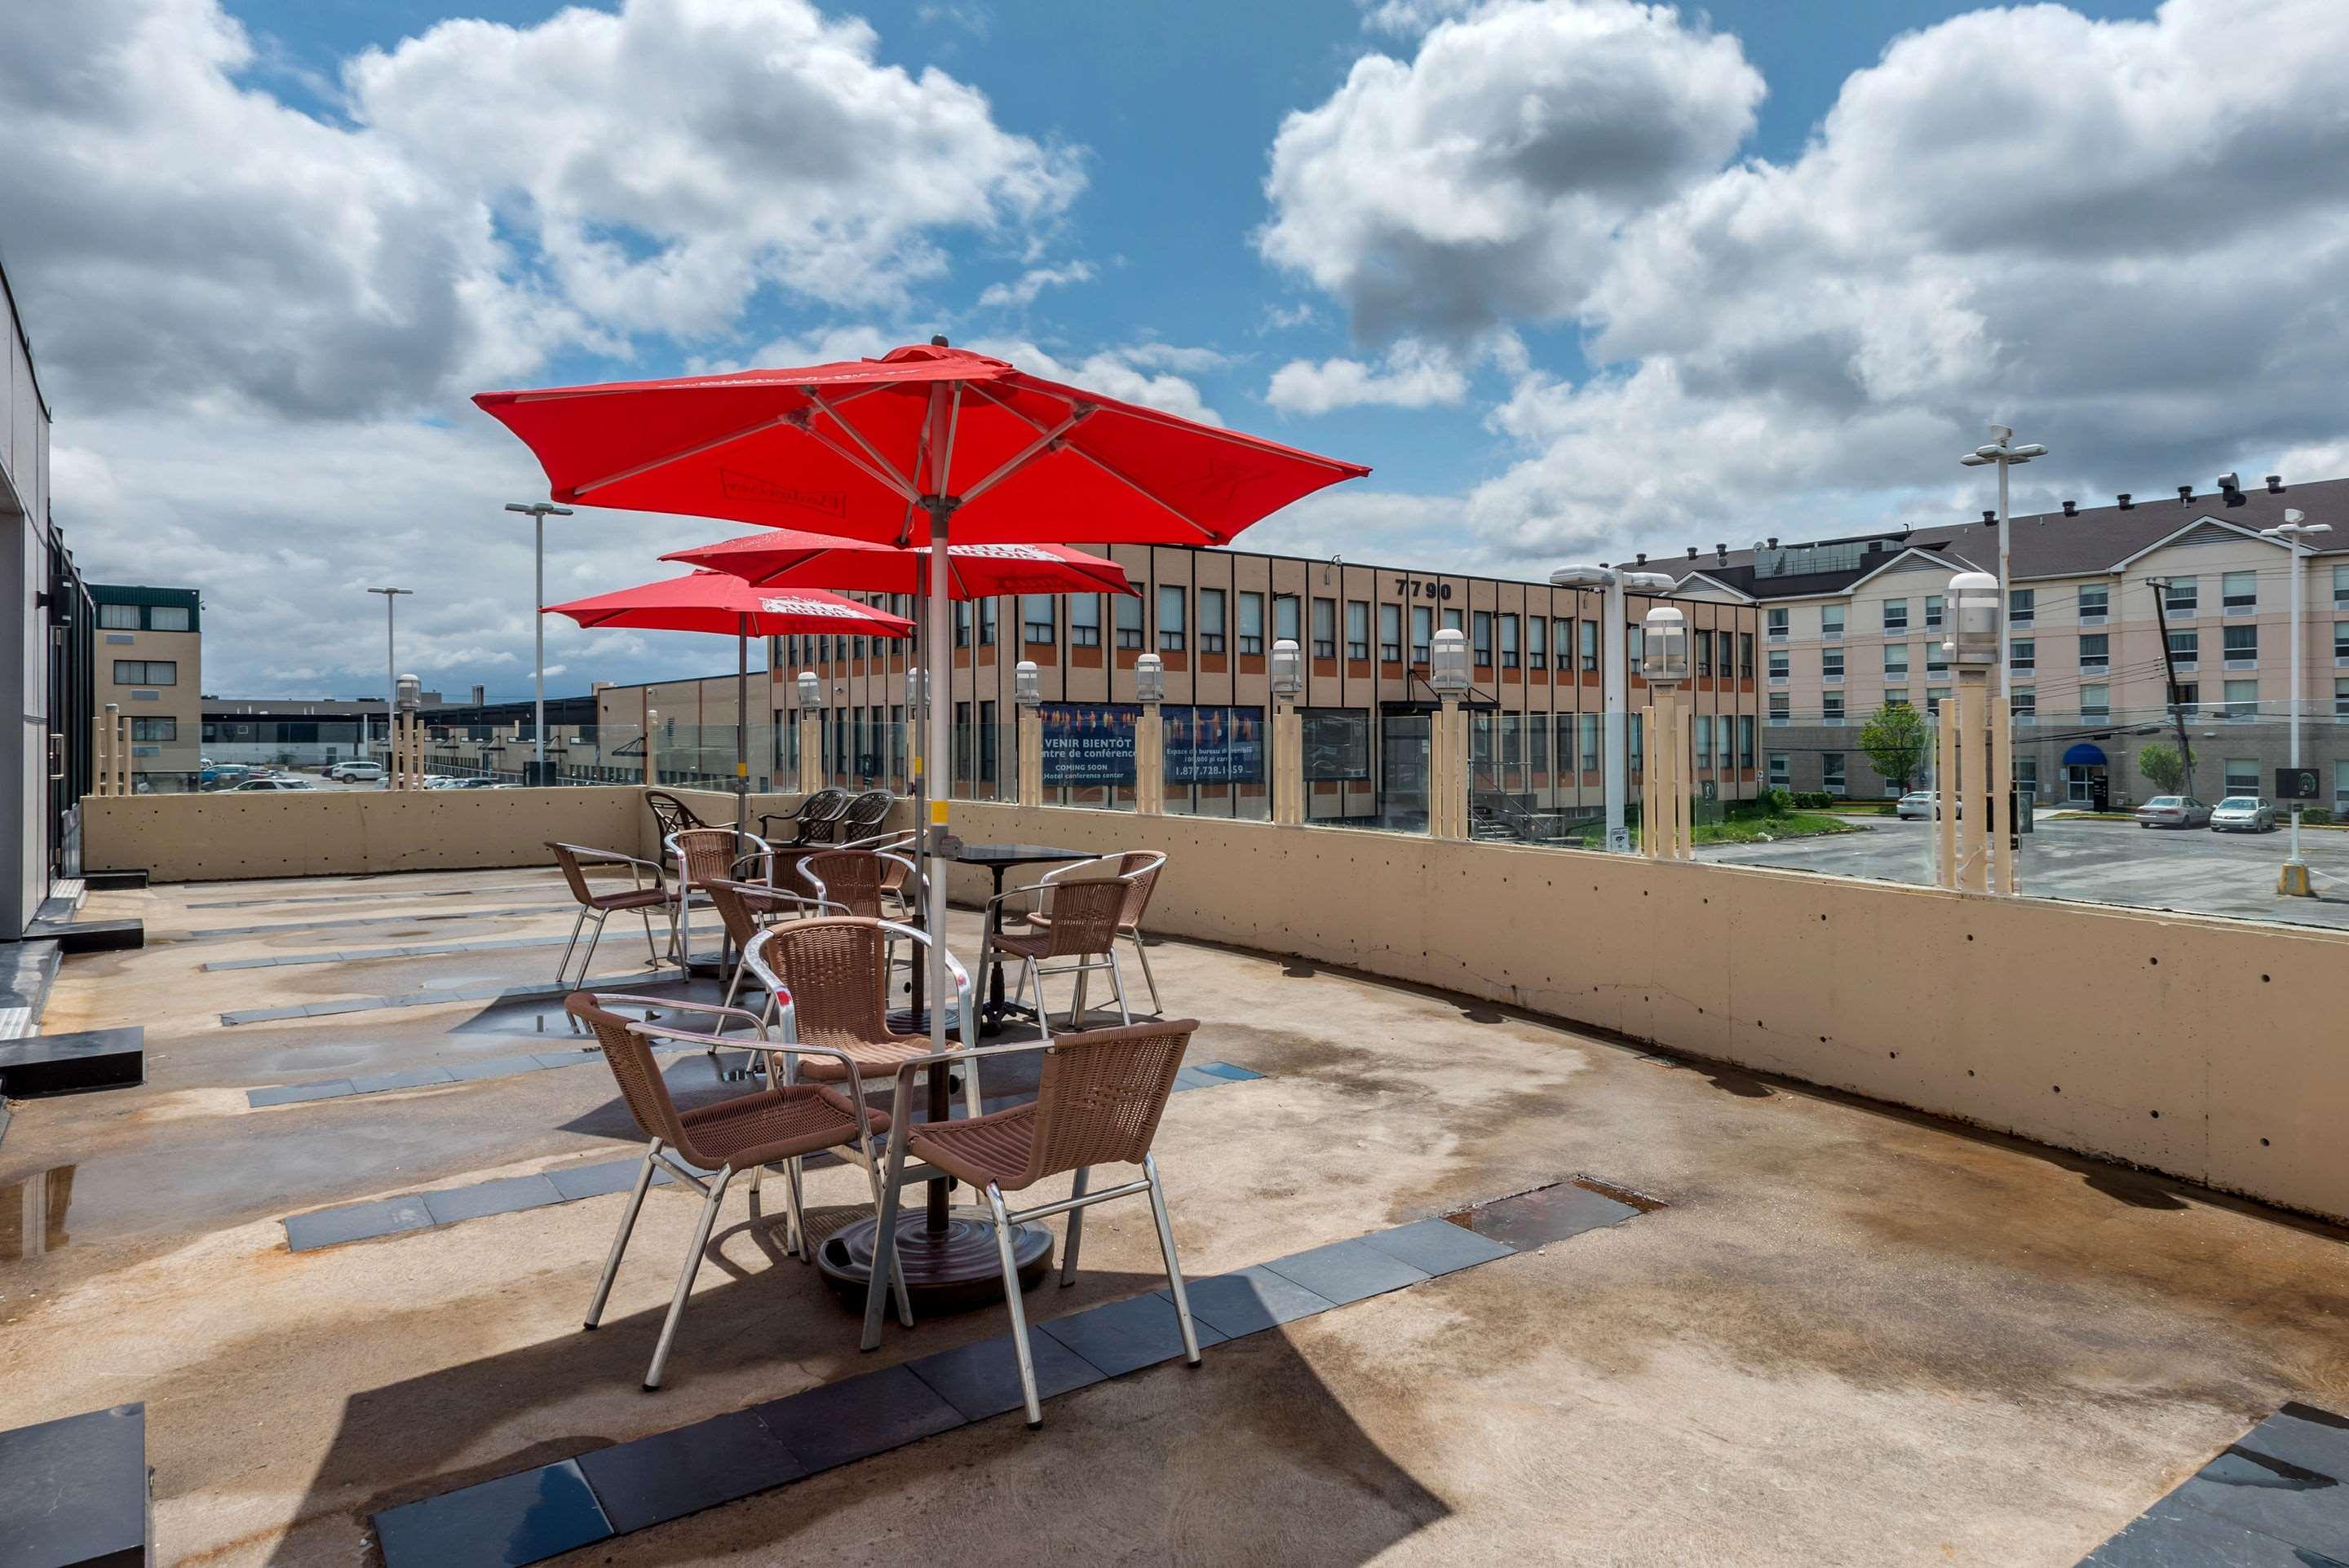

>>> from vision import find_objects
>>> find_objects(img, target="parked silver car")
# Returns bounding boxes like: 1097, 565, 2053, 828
2134, 795, 2211, 828
1896, 790, 1961, 821
2210, 796, 2277, 833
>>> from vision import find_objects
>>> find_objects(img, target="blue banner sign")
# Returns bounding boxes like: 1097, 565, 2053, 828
1039, 704, 1264, 786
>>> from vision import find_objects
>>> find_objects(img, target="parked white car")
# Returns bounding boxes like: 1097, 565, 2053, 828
2210, 797, 2277, 833
325, 761, 385, 782
233, 775, 316, 791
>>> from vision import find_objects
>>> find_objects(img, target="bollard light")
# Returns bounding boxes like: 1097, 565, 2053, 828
1270, 638, 1303, 697
396, 673, 422, 710
904, 665, 924, 709
1948, 570, 2000, 666
1135, 652, 1166, 703
797, 671, 822, 709
1014, 660, 1042, 707
1641, 605, 1689, 686
1429, 629, 1470, 697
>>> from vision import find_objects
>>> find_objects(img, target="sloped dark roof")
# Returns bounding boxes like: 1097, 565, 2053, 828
1678, 477, 2349, 600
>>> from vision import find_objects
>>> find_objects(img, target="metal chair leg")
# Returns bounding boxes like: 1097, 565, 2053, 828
784, 1155, 809, 1262
585, 1146, 661, 1328
639, 908, 661, 965
1071, 961, 1090, 1029
575, 913, 608, 988
1027, 957, 1051, 1044
1129, 929, 1161, 1012
959, 1047, 983, 1119
556, 906, 590, 988
1144, 1153, 1201, 1367
986, 1183, 1045, 1429
1106, 952, 1133, 1026
644, 1165, 735, 1390
848, 1133, 914, 1328
861, 1142, 909, 1350
1059, 1166, 1090, 1287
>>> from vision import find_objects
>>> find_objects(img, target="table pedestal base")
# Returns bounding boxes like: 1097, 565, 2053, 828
816, 1208, 1053, 1314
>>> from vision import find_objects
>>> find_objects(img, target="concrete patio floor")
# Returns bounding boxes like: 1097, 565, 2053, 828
5, 864, 2348, 1566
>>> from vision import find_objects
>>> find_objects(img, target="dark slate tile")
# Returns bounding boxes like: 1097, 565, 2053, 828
1360, 1217, 1516, 1277
749, 1364, 964, 1473
2166, 1447, 2349, 1560
284, 1195, 434, 1252
1170, 1066, 1219, 1093
445, 1053, 560, 1081
547, 1159, 648, 1202
348, 1066, 457, 1095
1462, 1183, 1641, 1252
2084, 1497, 2349, 1566
575, 1408, 805, 1535
1164, 1265, 1337, 1338
1193, 1062, 1263, 1081
0, 1402, 148, 1568
374, 1459, 613, 1568
2244, 1405, 2349, 1486
905, 1330, 1108, 1421
248, 1079, 355, 1106
1259, 1237, 1430, 1305
422, 1174, 566, 1226
1036, 1292, 1228, 1378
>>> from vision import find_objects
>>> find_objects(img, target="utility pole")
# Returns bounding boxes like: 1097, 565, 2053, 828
366, 588, 413, 766
505, 502, 573, 784
2147, 578, 2194, 797
2263, 509, 2330, 896
1551, 563, 1677, 851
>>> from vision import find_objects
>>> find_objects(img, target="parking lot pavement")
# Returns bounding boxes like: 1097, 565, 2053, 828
1697, 814, 2349, 930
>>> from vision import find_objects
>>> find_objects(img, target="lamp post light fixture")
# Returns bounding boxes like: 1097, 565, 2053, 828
365, 586, 413, 762
2260, 507, 2331, 895
1551, 563, 1677, 851
1133, 651, 1166, 704
1641, 604, 1688, 686
1428, 628, 1471, 697
505, 502, 574, 784
797, 671, 822, 709
1938, 570, 2009, 894
1269, 638, 1303, 698
1013, 659, 1041, 708
1270, 638, 1305, 826
1639, 607, 1691, 859
1946, 570, 2002, 668
1958, 426, 2046, 700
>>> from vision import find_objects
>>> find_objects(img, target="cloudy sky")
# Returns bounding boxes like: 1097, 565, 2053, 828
7, 0, 2347, 699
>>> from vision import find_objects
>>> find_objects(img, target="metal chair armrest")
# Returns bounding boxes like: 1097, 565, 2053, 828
586, 994, 767, 1036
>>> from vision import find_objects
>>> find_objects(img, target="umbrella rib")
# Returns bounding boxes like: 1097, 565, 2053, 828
799, 422, 922, 505
568, 413, 794, 498
957, 409, 1090, 506
804, 390, 918, 499
1063, 445, 1220, 541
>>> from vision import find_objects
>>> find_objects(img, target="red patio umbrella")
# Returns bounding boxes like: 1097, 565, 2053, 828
659, 529, 1136, 599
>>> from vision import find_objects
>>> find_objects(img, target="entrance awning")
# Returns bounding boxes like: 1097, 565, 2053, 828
2062, 743, 2108, 766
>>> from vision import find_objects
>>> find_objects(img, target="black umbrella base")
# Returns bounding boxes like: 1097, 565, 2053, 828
817, 1207, 1054, 1314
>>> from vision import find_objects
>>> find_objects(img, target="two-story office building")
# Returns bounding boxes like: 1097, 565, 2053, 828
1670, 476, 2349, 807
91, 584, 201, 789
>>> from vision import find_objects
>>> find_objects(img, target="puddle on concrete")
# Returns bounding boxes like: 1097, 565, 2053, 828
0, 1165, 76, 1259
1443, 1175, 1668, 1251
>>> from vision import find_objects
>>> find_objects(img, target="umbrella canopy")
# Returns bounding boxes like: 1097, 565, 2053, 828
659, 530, 1137, 600
475, 342, 1369, 547
544, 572, 914, 638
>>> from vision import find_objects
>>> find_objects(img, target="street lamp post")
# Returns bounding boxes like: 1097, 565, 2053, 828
506, 502, 574, 784
365, 587, 412, 766
1551, 563, 1678, 851
2261, 507, 2330, 896
1958, 426, 2046, 705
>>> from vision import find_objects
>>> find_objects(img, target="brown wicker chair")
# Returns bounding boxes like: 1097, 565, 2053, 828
979, 876, 1135, 1040
757, 787, 851, 846
546, 841, 674, 992
1034, 850, 1168, 1011
705, 878, 846, 1019
860, 1019, 1205, 1425
645, 790, 709, 841
740, 918, 979, 1120
663, 826, 771, 966
568, 992, 905, 1389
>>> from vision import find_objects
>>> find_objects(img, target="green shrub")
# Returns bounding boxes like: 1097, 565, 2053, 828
1792, 790, 1834, 810
1760, 786, 1794, 818
2303, 806, 2335, 825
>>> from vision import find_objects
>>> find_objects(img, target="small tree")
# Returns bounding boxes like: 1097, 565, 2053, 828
2139, 739, 2192, 795
1857, 702, 1929, 793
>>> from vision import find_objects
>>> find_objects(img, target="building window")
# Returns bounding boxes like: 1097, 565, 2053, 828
1924, 594, 1944, 630
1553, 617, 1572, 669
1694, 633, 1712, 679
1694, 715, 1712, 770
1926, 687, 1951, 714
1497, 612, 1518, 669
2338, 761, 2349, 810
1070, 594, 1102, 647
1821, 647, 1845, 681
1379, 603, 1403, 661
979, 700, 998, 786
1022, 594, 1056, 644
2010, 639, 2035, 674
1412, 606, 1433, 665
2170, 682, 2200, 717
1580, 619, 1599, 673
2224, 757, 2260, 794
1767, 648, 1789, 680
2081, 683, 2111, 721
1626, 625, 1643, 677
2169, 629, 2198, 665
2336, 564, 2349, 610
130, 717, 177, 741
1237, 591, 1264, 655
1767, 753, 1790, 788
1196, 587, 1226, 654
2335, 621, 2349, 662
1275, 594, 1302, 645
2223, 678, 2257, 719
953, 602, 971, 648
2078, 585, 2108, 621
2011, 690, 2036, 721
1443, 607, 1463, 634
1884, 693, 1910, 708
1629, 713, 1643, 775
1524, 612, 1543, 669
1882, 598, 1908, 633
1926, 640, 1949, 675
2014, 757, 2037, 797
1820, 604, 1845, 639
1822, 692, 1845, 724
113, 660, 176, 686
2009, 588, 2034, 626
1768, 693, 1790, 724
1157, 585, 1187, 651
1738, 714, 1755, 769
2223, 570, 2258, 612
2223, 624, 2258, 665
1823, 753, 1846, 796
1580, 713, 1600, 771
1348, 600, 1371, 661
1470, 609, 1492, 666
1883, 643, 1909, 678
2079, 633, 2109, 671
2164, 577, 2198, 616
1767, 607, 1788, 639
1528, 715, 1550, 773
1739, 632, 1754, 678
1116, 593, 1144, 650
2335, 678, 2349, 718
98, 603, 139, 629
1313, 597, 1338, 659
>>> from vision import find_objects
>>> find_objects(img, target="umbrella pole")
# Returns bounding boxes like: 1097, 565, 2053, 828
736, 621, 750, 838
924, 506, 956, 1235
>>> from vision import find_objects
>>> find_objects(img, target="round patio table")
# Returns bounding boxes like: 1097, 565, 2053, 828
949, 842, 1101, 1035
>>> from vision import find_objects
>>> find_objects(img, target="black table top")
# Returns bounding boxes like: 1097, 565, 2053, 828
945, 842, 1096, 867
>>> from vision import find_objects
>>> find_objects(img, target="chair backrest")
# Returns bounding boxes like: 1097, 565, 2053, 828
546, 841, 599, 907
799, 850, 890, 919
790, 788, 856, 845
705, 877, 821, 950
567, 992, 697, 1156
646, 790, 706, 839
1036, 877, 1129, 957
839, 789, 896, 833
745, 918, 896, 1049
669, 827, 745, 888
1109, 851, 1164, 928
1018, 1019, 1198, 1186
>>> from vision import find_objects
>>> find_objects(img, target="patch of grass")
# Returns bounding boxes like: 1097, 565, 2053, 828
1693, 811, 1861, 846
2046, 811, 2139, 821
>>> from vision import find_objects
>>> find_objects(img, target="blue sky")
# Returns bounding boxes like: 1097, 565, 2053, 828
8, 0, 2336, 700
